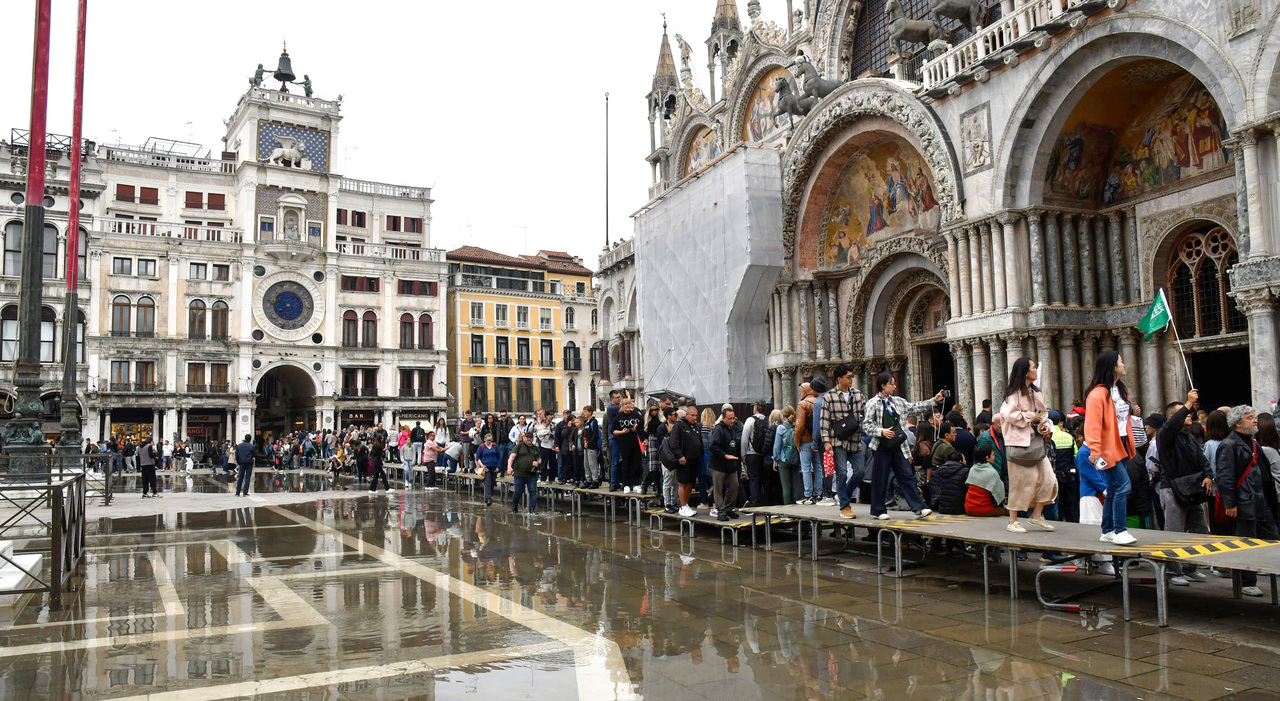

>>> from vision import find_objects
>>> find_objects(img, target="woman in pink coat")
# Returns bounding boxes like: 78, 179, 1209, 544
999, 357, 1058, 534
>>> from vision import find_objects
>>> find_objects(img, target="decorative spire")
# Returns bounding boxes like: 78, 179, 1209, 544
713, 0, 741, 32
747, 0, 760, 22
652, 21, 678, 93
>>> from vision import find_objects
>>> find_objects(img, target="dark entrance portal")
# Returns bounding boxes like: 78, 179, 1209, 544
255, 365, 317, 437
1189, 347, 1251, 410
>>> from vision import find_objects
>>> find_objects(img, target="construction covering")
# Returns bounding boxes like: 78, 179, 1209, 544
633, 146, 783, 404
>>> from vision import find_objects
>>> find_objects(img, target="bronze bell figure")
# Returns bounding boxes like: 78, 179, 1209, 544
273, 45, 296, 88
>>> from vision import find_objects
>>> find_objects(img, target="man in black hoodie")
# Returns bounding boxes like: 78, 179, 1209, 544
1155, 390, 1213, 586
709, 409, 743, 521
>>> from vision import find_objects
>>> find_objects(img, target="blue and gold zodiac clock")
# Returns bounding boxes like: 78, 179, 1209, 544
252, 271, 326, 341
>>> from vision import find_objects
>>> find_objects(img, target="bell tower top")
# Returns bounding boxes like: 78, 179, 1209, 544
222, 47, 342, 172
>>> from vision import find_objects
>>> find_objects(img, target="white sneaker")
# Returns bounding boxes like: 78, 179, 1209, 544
1168, 576, 1190, 587
709, 508, 719, 518
818, 497, 837, 506
622, 486, 631, 494
1211, 567, 1232, 578
917, 508, 933, 518
795, 499, 809, 505
1099, 532, 1115, 543
875, 513, 890, 521
679, 505, 695, 518
1097, 562, 1117, 576
1111, 531, 1137, 545
1242, 586, 1264, 597
1006, 522, 1027, 534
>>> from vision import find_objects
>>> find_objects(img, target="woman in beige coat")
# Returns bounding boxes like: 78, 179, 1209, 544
999, 357, 1058, 534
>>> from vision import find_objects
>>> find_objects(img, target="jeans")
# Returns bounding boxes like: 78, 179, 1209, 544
403, 460, 415, 487
833, 447, 866, 509
409, 442, 424, 465
662, 465, 678, 507
778, 462, 803, 505
799, 442, 819, 499
609, 438, 620, 486
1100, 459, 1131, 534
869, 448, 926, 516
235, 462, 253, 495
498, 444, 512, 475
483, 466, 496, 501
513, 475, 538, 511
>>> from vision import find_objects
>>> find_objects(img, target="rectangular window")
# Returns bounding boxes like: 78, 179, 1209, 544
139, 187, 159, 206
112, 257, 132, 275
342, 368, 360, 395
211, 363, 228, 391
385, 215, 401, 232
337, 209, 348, 225
494, 377, 512, 412
42, 225, 57, 278
470, 334, 485, 364
340, 276, 379, 292
589, 345, 601, 372
362, 368, 379, 395
1, 314, 16, 362
517, 378, 533, 413
185, 191, 203, 209
135, 361, 156, 389
396, 280, 437, 296
400, 317, 415, 349
495, 336, 510, 365
494, 304, 508, 328
540, 379, 558, 413
213, 264, 230, 281
470, 302, 484, 326
418, 369, 434, 396
259, 218, 274, 235
4, 224, 22, 276
469, 377, 488, 413
516, 306, 530, 330
190, 263, 207, 279
576, 281, 586, 296
539, 307, 553, 331
39, 315, 54, 363
351, 211, 366, 227
187, 362, 206, 390
110, 361, 130, 389
540, 339, 554, 368
137, 259, 157, 277
207, 193, 225, 211
342, 315, 358, 347
399, 369, 415, 397
114, 184, 135, 203
516, 338, 531, 367
405, 217, 422, 234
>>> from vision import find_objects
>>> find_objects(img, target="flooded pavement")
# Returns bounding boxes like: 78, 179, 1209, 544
2, 473, 1279, 700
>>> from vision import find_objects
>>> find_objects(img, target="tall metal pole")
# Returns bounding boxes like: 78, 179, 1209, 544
58, 0, 88, 454
605, 92, 610, 248
4, 0, 55, 471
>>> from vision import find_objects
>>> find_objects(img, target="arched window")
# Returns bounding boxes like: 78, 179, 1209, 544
40, 307, 56, 362
136, 297, 156, 337
111, 296, 131, 337
419, 313, 433, 350
42, 224, 58, 278
188, 300, 207, 339
361, 311, 378, 348
563, 341, 580, 371
342, 310, 358, 347
565, 306, 576, 330
0, 306, 16, 361
211, 301, 229, 339
590, 308, 598, 331
1166, 227, 1246, 338
3, 221, 22, 276
399, 313, 415, 349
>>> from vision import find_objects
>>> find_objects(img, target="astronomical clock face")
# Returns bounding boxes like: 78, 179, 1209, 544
252, 271, 326, 341
263, 280, 314, 330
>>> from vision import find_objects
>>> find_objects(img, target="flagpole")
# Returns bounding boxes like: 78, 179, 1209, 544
1160, 289, 1195, 389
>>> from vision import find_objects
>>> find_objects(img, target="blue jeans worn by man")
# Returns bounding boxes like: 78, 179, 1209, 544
498, 443, 512, 477
799, 441, 819, 500
609, 437, 620, 487
513, 475, 538, 511
834, 447, 867, 509
1100, 459, 1131, 535
235, 461, 253, 496
869, 447, 927, 517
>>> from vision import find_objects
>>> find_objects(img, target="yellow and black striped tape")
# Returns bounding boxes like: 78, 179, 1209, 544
1148, 538, 1280, 559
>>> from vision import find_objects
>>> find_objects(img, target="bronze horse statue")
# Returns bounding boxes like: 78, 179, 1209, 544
886, 0, 941, 59
931, 0, 985, 34
771, 76, 819, 129
793, 59, 845, 100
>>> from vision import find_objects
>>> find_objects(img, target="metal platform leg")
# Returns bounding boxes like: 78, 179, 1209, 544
1008, 548, 1019, 599
810, 521, 819, 561
1035, 565, 1097, 613
649, 513, 664, 531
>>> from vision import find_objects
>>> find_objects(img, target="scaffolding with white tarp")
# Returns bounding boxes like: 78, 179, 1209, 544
632, 146, 784, 405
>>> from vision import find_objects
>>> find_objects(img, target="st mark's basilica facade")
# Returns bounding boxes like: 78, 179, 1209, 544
639, 0, 1280, 414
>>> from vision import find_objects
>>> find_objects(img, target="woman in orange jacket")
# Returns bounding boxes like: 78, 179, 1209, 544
1083, 350, 1138, 545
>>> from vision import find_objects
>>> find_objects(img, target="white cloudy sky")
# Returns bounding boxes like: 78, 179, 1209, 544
1, 0, 792, 268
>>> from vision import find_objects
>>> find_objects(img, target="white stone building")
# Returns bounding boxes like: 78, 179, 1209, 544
0, 58, 449, 447
594, 237, 644, 406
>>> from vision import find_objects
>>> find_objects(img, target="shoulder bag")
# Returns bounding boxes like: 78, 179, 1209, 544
1213, 442, 1256, 526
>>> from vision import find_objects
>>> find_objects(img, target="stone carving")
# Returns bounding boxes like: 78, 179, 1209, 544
886, 0, 941, 60
681, 72, 711, 112
1230, 257, 1280, 293
815, 1, 863, 79
782, 82, 965, 259
264, 136, 307, 168
794, 59, 845, 100
843, 236, 950, 358
772, 77, 820, 125
751, 19, 789, 47
675, 34, 693, 69
1224, 0, 1261, 39
883, 272, 945, 356
931, 0, 985, 34
1139, 194, 1238, 298
959, 102, 992, 174
726, 50, 746, 89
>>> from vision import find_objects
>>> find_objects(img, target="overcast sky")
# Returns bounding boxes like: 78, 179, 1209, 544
1, 0, 792, 269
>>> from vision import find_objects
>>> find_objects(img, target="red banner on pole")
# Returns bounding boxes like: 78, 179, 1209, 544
66, 0, 88, 290
25, 0, 52, 204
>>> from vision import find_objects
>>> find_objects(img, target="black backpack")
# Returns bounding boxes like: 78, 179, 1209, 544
750, 415, 768, 454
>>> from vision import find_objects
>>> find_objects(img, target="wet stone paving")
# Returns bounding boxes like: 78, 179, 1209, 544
2, 469, 1280, 700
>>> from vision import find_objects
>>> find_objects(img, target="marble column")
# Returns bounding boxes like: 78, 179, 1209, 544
1044, 211, 1064, 306
992, 219, 1008, 309
102, 409, 112, 440
944, 232, 962, 318
1241, 131, 1267, 260
827, 283, 840, 359
782, 368, 798, 409
972, 341, 990, 416
951, 341, 974, 425
798, 283, 812, 359
1237, 289, 1279, 408
1107, 213, 1127, 304
987, 336, 1006, 410
770, 292, 780, 352
1141, 329, 1163, 411
853, 362, 868, 399
1027, 210, 1046, 308
1033, 332, 1058, 410
1117, 330, 1140, 409
770, 370, 784, 409
1078, 215, 1096, 307
152, 410, 161, 443
1094, 216, 1112, 307
813, 283, 828, 361
179, 409, 188, 441
1057, 333, 1079, 407
971, 225, 988, 313
1002, 213, 1023, 309
958, 228, 974, 316
782, 285, 795, 353
1080, 335, 1098, 402
227, 408, 236, 441
1061, 214, 1081, 306
1123, 209, 1141, 303
981, 222, 997, 312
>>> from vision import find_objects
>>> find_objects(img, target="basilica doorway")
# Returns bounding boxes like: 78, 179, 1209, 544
255, 365, 317, 438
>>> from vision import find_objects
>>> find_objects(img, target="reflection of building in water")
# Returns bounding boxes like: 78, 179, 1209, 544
636, 0, 1280, 413
0, 50, 449, 446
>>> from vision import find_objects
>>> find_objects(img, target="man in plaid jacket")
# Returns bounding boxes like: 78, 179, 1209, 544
860, 371, 945, 520
820, 363, 867, 519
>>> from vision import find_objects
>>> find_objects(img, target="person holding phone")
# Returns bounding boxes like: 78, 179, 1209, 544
1083, 351, 1138, 545
861, 372, 946, 520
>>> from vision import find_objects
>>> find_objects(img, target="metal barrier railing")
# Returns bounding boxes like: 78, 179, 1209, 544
0, 472, 87, 609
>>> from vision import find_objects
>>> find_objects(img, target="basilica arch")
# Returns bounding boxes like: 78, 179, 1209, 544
254, 363, 318, 438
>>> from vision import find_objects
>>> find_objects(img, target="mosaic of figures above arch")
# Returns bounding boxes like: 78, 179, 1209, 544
819, 138, 940, 270
684, 126, 721, 176
1045, 60, 1232, 206
742, 66, 793, 145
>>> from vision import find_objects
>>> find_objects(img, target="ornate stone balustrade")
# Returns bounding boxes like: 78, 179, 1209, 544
97, 218, 242, 243
338, 177, 431, 200
334, 242, 444, 263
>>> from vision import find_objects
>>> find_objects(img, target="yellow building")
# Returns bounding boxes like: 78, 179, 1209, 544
446, 247, 595, 417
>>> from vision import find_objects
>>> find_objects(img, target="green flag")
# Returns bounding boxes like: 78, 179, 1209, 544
1137, 289, 1171, 341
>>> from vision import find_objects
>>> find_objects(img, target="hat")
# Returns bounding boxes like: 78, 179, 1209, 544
1068, 404, 1086, 418
1144, 413, 1166, 429
810, 377, 829, 394
1047, 410, 1064, 424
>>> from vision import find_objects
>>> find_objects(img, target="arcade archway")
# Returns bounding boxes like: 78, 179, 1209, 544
255, 365, 317, 438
